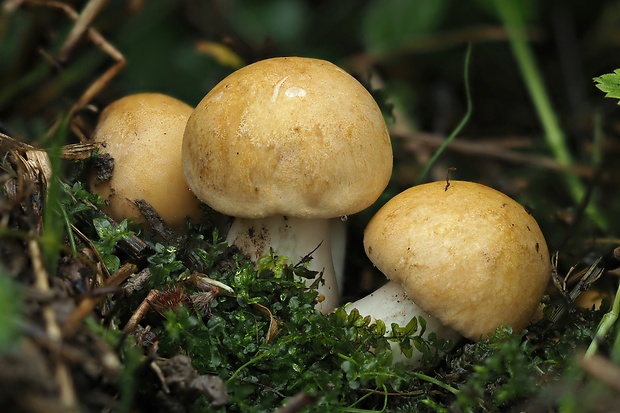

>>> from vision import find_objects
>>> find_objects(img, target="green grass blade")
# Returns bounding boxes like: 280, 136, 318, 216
416, 43, 474, 184
41, 116, 69, 272
494, 0, 607, 230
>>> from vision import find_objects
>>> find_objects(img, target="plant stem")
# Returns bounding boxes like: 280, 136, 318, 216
416, 43, 473, 183
494, 0, 607, 230
585, 280, 620, 358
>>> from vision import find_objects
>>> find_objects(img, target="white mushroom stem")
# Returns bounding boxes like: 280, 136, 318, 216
347, 281, 462, 365
330, 219, 347, 293
226, 216, 340, 313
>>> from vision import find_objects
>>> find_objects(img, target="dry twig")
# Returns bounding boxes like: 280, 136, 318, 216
20, 0, 126, 140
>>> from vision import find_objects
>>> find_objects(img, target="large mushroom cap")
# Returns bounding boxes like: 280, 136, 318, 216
89, 93, 202, 227
364, 181, 551, 341
183, 56, 393, 219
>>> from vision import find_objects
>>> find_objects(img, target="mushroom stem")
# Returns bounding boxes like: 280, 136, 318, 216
347, 281, 462, 365
226, 216, 340, 313
330, 219, 347, 293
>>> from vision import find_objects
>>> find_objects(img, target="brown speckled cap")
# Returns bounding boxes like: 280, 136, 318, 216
182, 57, 393, 219
363, 181, 551, 341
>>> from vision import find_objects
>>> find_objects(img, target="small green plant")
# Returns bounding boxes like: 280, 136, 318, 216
91, 217, 135, 273
99, 214, 611, 412
57, 178, 135, 273
129, 230, 452, 412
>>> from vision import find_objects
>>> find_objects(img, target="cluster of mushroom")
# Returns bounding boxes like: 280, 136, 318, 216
90, 56, 551, 366
91, 57, 393, 314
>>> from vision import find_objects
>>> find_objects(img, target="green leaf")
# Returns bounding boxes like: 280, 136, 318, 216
91, 217, 135, 273
594, 69, 620, 103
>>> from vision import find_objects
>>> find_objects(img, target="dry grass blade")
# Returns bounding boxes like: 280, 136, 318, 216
549, 256, 606, 325
252, 302, 282, 344
57, 0, 108, 62
19, 0, 126, 140
28, 237, 77, 408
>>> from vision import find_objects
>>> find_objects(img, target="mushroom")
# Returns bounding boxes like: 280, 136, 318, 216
89, 93, 202, 228
182, 57, 393, 313
348, 180, 551, 365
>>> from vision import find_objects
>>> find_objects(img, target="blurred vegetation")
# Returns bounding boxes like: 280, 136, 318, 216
1, 0, 620, 411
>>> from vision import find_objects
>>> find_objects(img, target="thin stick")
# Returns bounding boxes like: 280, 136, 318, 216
122, 289, 159, 335
399, 132, 599, 179
58, 0, 108, 61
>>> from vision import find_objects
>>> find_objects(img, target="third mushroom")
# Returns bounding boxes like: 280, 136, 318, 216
182, 57, 393, 313
348, 180, 551, 365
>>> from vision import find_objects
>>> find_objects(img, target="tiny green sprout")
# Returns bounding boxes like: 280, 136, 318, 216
147, 243, 186, 286
61, 181, 103, 216
91, 217, 135, 273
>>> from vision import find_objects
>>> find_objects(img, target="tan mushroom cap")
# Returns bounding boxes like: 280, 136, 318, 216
89, 93, 202, 227
364, 181, 551, 341
183, 56, 393, 219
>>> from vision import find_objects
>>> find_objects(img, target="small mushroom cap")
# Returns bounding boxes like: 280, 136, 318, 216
364, 181, 551, 341
183, 56, 393, 219
89, 93, 202, 227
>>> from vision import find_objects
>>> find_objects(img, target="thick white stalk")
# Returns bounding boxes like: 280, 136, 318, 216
347, 281, 461, 365
226, 216, 339, 313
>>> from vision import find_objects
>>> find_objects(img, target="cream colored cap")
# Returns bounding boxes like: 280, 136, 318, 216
183, 57, 393, 218
364, 181, 551, 341
89, 93, 202, 227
